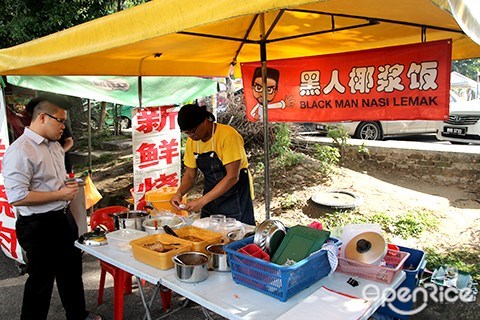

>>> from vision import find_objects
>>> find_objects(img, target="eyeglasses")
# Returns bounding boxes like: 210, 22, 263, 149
44, 113, 67, 125
253, 83, 276, 95
182, 124, 200, 136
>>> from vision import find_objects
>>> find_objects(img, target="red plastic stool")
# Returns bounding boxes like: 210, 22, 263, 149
98, 260, 132, 320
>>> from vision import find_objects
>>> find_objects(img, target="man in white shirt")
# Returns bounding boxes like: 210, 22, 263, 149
2, 95, 102, 320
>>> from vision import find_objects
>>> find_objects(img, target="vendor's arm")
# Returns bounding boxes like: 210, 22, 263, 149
170, 166, 197, 210
184, 160, 241, 212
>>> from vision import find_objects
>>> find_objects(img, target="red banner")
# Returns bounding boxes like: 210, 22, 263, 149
241, 40, 451, 123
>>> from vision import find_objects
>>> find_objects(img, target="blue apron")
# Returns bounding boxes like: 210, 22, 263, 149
195, 150, 255, 225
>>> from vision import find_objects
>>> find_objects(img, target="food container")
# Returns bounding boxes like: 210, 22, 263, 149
142, 216, 185, 235
144, 187, 188, 216
174, 226, 222, 253
130, 234, 192, 269
106, 229, 148, 252
113, 210, 150, 231
206, 244, 230, 272
172, 252, 210, 283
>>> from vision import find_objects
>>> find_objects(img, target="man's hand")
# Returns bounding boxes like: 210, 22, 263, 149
59, 182, 79, 201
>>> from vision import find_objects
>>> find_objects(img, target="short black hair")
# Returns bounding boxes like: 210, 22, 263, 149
26, 94, 70, 114
177, 103, 215, 131
252, 67, 280, 86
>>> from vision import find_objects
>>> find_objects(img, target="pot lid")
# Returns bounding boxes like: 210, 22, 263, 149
311, 190, 362, 209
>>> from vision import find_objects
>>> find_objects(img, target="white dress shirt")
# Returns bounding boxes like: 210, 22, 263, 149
2, 127, 68, 216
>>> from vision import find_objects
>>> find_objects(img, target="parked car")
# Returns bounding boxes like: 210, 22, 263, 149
436, 97, 480, 145
315, 93, 465, 140
104, 105, 133, 129
84, 101, 133, 129
315, 119, 441, 141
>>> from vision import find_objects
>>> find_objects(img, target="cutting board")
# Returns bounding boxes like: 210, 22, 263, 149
271, 225, 330, 265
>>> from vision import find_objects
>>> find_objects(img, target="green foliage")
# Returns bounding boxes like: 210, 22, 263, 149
357, 143, 370, 156
269, 123, 304, 169
277, 150, 304, 168
0, 0, 150, 48
312, 144, 340, 176
326, 125, 350, 149
393, 210, 438, 239
424, 247, 480, 282
320, 209, 438, 241
279, 194, 300, 209
270, 123, 291, 157
452, 58, 480, 81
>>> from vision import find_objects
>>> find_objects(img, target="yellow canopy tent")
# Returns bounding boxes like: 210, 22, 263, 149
1, 0, 479, 218
0, 0, 478, 77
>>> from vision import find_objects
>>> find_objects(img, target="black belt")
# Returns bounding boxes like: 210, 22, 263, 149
51, 205, 70, 215
19, 205, 70, 220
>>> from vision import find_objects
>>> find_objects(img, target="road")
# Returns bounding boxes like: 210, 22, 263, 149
0, 250, 224, 320
297, 132, 480, 154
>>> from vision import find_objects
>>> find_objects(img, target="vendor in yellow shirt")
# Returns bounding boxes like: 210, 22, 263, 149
170, 103, 255, 225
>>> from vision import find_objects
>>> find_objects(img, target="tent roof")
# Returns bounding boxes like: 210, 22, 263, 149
450, 71, 479, 88
0, 0, 479, 77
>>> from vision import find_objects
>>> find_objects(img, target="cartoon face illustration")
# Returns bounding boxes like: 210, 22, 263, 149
251, 67, 280, 104
252, 77, 278, 103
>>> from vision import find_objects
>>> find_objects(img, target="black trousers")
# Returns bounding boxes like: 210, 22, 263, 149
16, 208, 88, 320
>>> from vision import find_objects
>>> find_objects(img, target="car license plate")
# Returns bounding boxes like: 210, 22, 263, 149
316, 124, 327, 131
444, 126, 466, 136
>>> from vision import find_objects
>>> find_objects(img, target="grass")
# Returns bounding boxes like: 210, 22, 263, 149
423, 247, 480, 282
321, 208, 439, 241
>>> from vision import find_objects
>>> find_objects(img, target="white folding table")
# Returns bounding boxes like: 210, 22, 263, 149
76, 241, 405, 320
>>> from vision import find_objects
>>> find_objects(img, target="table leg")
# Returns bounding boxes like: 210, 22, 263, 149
113, 269, 128, 320
138, 276, 159, 320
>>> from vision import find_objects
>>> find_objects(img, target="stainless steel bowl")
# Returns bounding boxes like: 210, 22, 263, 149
114, 210, 150, 231
226, 229, 245, 242
172, 252, 210, 283
142, 216, 184, 235
254, 219, 286, 255
206, 244, 230, 272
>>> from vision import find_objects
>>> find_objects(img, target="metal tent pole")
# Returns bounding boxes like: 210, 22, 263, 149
259, 13, 271, 220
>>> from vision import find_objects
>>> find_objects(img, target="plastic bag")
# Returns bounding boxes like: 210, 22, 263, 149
84, 175, 102, 209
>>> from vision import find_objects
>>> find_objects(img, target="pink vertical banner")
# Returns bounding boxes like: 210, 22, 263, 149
132, 105, 181, 210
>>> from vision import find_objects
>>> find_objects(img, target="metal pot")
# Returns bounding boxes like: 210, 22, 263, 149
206, 244, 230, 272
254, 219, 286, 255
113, 210, 150, 231
142, 215, 184, 235
172, 252, 209, 283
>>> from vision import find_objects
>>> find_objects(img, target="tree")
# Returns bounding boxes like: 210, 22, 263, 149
452, 58, 480, 81
0, 0, 149, 48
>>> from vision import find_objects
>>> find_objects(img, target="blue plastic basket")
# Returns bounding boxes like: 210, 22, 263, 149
224, 236, 340, 302
377, 245, 426, 320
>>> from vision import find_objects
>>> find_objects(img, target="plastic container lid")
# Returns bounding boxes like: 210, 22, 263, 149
145, 187, 179, 201
106, 229, 148, 252
107, 229, 148, 241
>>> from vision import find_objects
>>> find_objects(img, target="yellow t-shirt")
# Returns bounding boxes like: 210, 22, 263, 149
184, 123, 248, 169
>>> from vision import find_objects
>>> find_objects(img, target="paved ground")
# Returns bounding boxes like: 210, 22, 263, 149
0, 251, 225, 320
